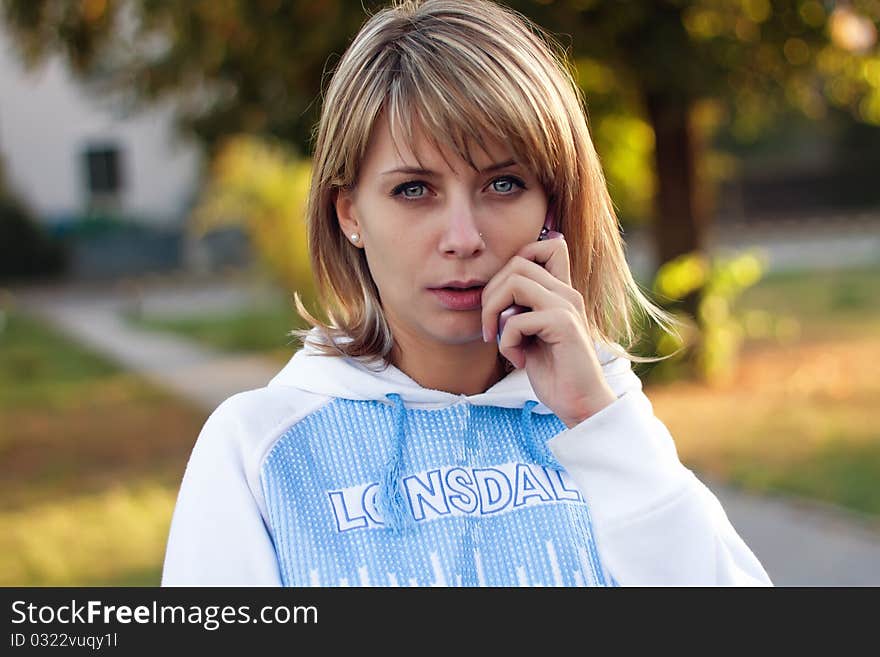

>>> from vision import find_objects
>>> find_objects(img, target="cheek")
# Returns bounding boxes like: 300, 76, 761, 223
494, 225, 538, 257
489, 203, 545, 244
379, 230, 424, 267
367, 244, 418, 297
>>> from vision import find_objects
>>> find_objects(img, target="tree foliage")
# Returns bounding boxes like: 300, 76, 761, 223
5, 1, 877, 148
191, 134, 312, 294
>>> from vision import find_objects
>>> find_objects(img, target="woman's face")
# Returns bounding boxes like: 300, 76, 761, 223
335, 114, 549, 349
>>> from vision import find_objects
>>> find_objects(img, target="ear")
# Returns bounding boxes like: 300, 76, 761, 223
334, 187, 360, 242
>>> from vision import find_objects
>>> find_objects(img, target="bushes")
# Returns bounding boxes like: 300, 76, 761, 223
0, 195, 67, 282
633, 249, 767, 386
191, 134, 312, 293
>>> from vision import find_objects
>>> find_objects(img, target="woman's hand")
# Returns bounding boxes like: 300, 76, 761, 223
480, 234, 618, 428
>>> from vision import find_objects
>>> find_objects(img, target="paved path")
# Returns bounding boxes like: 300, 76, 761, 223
15, 278, 285, 412
709, 479, 880, 586
13, 278, 880, 586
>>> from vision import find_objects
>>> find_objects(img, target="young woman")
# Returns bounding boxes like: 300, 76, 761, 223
162, 0, 771, 587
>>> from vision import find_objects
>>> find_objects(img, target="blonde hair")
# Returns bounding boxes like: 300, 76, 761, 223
291, 0, 676, 365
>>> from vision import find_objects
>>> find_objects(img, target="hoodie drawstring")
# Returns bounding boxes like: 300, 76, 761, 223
379, 393, 413, 534
520, 400, 562, 470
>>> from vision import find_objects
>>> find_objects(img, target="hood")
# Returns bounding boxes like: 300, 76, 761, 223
269, 327, 630, 413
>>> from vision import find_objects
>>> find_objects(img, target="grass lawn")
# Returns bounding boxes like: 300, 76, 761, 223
126, 265, 880, 518
648, 336, 880, 516
130, 304, 301, 365
0, 312, 208, 586
734, 265, 880, 341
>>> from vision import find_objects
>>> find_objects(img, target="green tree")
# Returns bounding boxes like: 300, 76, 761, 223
508, 0, 880, 272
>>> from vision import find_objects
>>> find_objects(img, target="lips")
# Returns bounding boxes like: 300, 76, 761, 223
431, 279, 487, 290
428, 286, 484, 311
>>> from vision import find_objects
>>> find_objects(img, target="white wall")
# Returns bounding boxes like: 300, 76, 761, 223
0, 26, 202, 226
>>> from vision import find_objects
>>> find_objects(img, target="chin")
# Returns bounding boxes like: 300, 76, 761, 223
426, 319, 484, 345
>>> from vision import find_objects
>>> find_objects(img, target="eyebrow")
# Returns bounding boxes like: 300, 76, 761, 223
380, 159, 518, 176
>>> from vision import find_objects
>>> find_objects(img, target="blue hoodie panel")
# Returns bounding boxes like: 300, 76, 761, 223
260, 397, 617, 587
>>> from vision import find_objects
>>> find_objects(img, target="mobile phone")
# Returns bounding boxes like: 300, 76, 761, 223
496, 202, 562, 346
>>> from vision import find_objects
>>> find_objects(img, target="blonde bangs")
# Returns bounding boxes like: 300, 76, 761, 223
381, 17, 567, 194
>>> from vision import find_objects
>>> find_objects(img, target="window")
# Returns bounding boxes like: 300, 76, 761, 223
84, 145, 123, 195
82, 144, 125, 214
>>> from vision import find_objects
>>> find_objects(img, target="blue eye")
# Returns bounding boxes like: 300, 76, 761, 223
491, 176, 526, 194
392, 181, 428, 199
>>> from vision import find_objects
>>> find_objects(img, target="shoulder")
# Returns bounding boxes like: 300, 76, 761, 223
198, 384, 331, 459
188, 384, 332, 513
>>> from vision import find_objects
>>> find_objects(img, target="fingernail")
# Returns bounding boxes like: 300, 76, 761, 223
482, 327, 489, 342
546, 230, 564, 240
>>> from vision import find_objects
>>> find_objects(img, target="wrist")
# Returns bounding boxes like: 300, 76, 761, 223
561, 385, 618, 429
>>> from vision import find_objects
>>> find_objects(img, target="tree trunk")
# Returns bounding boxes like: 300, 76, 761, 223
644, 92, 706, 270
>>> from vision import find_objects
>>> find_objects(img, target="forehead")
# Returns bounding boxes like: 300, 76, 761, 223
361, 111, 515, 177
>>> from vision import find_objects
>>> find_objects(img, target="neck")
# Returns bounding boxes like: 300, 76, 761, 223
389, 333, 509, 396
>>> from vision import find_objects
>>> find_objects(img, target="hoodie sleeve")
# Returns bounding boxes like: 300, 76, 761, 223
547, 353, 772, 586
161, 395, 282, 586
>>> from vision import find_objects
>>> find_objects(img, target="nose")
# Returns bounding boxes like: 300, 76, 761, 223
437, 200, 485, 257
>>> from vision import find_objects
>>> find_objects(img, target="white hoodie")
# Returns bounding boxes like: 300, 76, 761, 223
161, 329, 772, 587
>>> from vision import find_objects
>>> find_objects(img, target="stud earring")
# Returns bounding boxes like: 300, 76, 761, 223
350, 233, 360, 243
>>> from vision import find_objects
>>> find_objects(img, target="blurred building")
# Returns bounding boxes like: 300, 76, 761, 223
0, 25, 202, 227
0, 24, 247, 278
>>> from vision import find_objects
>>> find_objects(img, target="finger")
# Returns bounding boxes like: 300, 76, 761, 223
482, 274, 564, 344
482, 249, 575, 303
481, 233, 568, 303
516, 233, 571, 285
481, 261, 583, 342
506, 256, 582, 304
497, 308, 570, 368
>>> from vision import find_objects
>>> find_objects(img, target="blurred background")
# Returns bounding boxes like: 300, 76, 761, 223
0, 0, 878, 586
